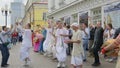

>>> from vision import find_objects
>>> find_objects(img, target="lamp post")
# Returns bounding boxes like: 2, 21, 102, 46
1, 4, 11, 26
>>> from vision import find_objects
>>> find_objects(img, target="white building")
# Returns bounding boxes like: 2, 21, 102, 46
11, 0, 25, 25
14, 0, 22, 3
48, 0, 120, 29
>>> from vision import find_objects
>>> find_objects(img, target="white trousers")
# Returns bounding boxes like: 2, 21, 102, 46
20, 46, 31, 61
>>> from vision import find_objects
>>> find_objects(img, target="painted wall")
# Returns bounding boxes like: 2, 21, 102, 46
33, 7, 48, 30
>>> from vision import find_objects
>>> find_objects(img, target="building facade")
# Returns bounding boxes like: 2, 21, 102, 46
22, 0, 48, 30
14, 0, 22, 3
48, 0, 120, 29
11, 1, 25, 25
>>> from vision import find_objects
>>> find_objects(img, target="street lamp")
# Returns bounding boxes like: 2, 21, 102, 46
1, 4, 11, 26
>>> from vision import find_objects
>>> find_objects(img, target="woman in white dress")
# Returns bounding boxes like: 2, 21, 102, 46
55, 21, 68, 68
19, 23, 32, 65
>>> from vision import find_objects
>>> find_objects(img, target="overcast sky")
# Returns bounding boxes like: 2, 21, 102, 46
0, 0, 27, 27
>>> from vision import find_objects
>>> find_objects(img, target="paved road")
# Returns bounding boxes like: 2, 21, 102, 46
0, 43, 116, 68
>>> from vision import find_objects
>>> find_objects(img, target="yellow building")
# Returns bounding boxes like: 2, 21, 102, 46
31, 2, 48, 30
22, 0, 48, 31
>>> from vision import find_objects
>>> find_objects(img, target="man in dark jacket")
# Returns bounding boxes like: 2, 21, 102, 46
92, 22, 104, 66
88, 23, 96, 57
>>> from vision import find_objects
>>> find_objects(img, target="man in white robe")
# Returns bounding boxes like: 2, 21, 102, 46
55, 20, 68, 68
65, 23, 84, 68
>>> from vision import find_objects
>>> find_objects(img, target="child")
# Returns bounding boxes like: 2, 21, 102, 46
65, 23, 84, 68
19, 23, 32, 66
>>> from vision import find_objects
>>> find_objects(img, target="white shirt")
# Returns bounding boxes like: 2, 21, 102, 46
106, 29, 115, 40
22, 29, 32, 47
82, 28, 90, 40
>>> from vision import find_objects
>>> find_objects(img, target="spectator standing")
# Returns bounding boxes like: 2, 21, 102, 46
81, 23, 90, 61
104, 23, 115, 41
66, 25, 73, 55
88, 23, 95, 57
92, 22, 104, 66
11, 30, 18, 45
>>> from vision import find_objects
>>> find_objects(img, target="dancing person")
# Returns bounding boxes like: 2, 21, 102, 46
55, 20, 68, 68
101, 34, 120, 68
0, 26, 13, 67
43, 24, 52, 56
65, 23, 84, 68
19, 23, 32, 66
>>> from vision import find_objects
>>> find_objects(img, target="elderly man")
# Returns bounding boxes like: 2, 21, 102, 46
65, 23, 84, 68
102, 34, 120, 68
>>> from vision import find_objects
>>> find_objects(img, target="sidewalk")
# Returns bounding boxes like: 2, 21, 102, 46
0, 43, 116, 68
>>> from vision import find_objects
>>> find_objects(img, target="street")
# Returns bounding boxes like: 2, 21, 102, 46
0, 43, 116, 68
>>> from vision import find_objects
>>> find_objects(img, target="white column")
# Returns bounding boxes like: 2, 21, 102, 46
55, 0, 60, 9
101, 5, 105, 28
48, 0, 55, 12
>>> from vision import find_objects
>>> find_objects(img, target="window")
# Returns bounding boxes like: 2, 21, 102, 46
43, 12, 47, 21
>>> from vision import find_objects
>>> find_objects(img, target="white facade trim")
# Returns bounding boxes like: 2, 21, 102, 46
48, 0, 120, 20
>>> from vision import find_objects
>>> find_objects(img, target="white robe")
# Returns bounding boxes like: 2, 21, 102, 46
20, 29, 32, 61
55, 28, 68, 62
46, 34, 55, 54
43, 28, 52, 52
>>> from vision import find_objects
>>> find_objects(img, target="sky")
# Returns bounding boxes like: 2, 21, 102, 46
0, 0, 27, 27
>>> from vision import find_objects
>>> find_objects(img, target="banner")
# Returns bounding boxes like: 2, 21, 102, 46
104, 2, 120, 29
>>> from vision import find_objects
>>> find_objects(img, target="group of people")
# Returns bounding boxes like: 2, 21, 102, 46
0, 20, 120, 68
0, 23, 31, 67
32, 20, 120, 68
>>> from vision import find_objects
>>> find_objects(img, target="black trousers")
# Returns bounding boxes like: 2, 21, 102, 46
66, 43, 73, 55
93, 48, 100, 64
0, 44, 10, 66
